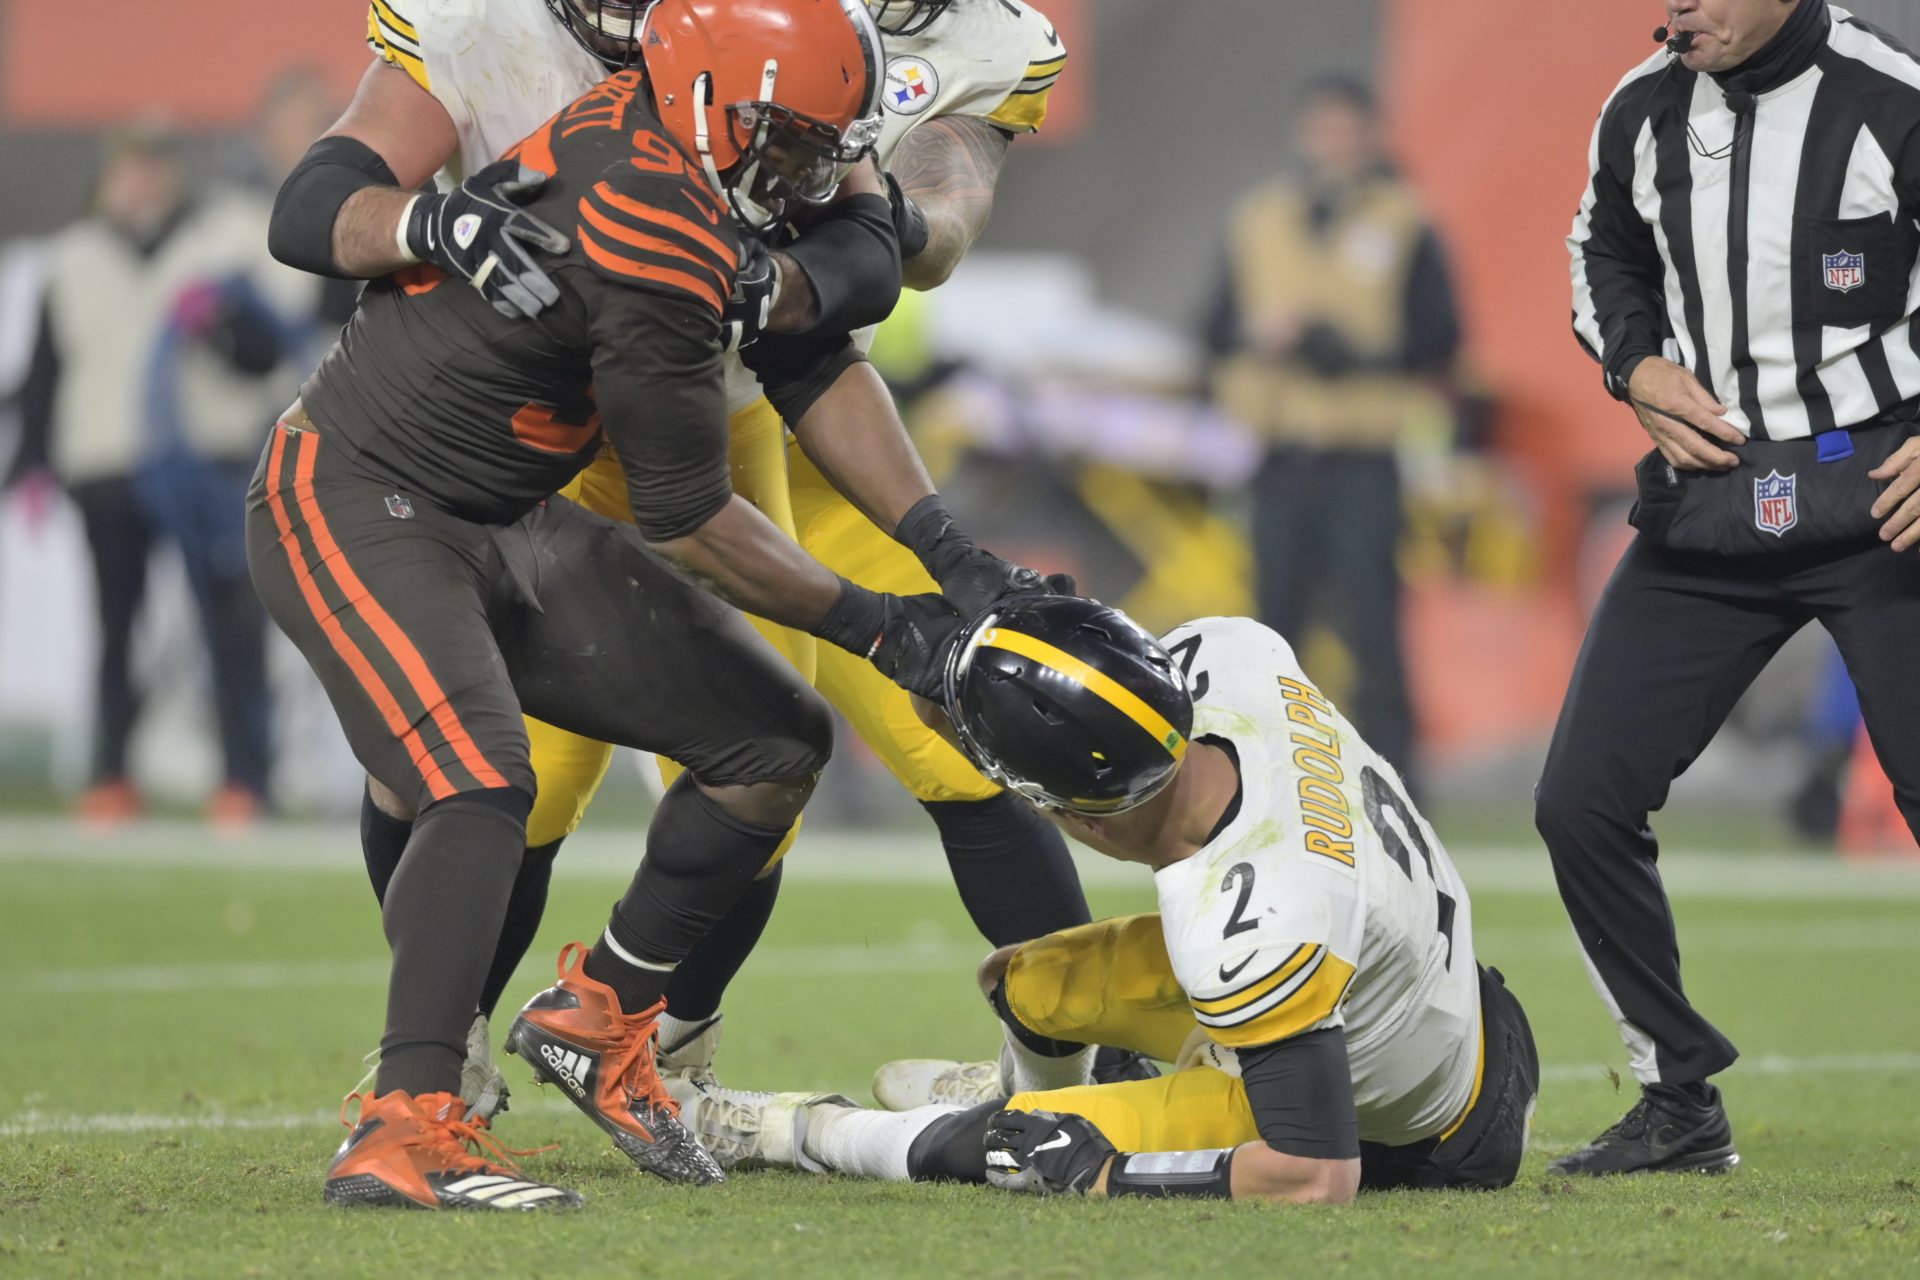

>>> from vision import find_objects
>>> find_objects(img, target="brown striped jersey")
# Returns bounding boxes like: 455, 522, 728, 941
301, 69, 840, 541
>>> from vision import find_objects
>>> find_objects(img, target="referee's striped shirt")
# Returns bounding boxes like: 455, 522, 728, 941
1569, 6, 1920, 440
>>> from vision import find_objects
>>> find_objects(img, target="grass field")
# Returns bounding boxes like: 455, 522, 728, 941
3, 820, 1919, 1279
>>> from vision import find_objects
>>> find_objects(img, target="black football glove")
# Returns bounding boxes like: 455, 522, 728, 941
883, 170, 931, 262
404, 159, 571, 319
896, 495, 1077, 618
984, 1110, 1117, 1196
722, 236, 781, 351
813, 580, 962, 701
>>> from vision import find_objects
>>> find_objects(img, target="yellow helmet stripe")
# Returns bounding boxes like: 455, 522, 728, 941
976, 627, 1188, 761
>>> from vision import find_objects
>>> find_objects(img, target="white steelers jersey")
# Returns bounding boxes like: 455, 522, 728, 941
871, 0, 1068, 155
366, 0, 1066, 412
1153, 617, 1482, 1146
364, 0, 607, 181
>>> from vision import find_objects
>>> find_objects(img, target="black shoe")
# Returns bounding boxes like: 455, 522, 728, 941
1548, 1084, 1739, 1177
1091, 1047, 1161, 1086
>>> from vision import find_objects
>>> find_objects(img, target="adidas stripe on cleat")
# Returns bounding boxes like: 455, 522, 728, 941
506, 942, 725, 1186
323, 1090, 581, 1211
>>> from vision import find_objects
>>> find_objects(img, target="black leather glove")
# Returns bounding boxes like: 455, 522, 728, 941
723, 237, 781, 351
984, 1110, 1117, 1196
896, 495, 1077, 618
883, 170, 931, 262
812, 579, 962, 700
404, 159, 571, 319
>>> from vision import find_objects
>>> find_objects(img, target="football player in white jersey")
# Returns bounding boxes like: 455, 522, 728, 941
268, 0, 1095, 1133
679, 597, 1540, 1203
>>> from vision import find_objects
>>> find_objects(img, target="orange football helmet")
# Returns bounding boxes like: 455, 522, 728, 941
640, 0, 884, 230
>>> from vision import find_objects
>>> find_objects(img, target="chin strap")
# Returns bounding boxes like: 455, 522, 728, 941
693, 62, 789, 232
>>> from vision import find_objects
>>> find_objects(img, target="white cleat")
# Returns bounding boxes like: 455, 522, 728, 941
461, 1013, 511, 1122
871, 1050, 1011, 1112
352, 1013, 511, 1123
677, 1084, 856, 1171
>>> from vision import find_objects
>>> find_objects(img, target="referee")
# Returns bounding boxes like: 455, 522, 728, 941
1543, 0, 1920, 1177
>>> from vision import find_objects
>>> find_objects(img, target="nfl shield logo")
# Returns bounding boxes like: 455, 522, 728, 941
1823, 250, 1865, 293
385, 494, 415, 520
1753, 470, 1797, 537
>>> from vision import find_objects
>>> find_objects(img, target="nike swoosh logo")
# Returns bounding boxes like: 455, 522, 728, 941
1031, 1131, 1074, 1153
1044, 26, 1060, 46
1219, 955, 1255, 983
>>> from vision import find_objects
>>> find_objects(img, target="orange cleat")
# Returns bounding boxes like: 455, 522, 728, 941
204, 784, 263, 832
323, 1089, 581, 1211
74, 779, 141, 828
506, 942, 724, 1185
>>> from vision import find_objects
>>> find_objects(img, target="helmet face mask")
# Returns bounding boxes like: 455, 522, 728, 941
544, 0, 652, 67
725, 101, 883, 229
867, 0, 953, 36
943, 596, 1195, 821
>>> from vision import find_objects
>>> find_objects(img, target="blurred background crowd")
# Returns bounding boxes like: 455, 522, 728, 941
1, 0, 1916, 853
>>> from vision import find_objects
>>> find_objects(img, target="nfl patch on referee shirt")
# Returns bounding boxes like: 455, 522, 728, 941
1823, 250, 1865, 293
1754, 470, 1797, 537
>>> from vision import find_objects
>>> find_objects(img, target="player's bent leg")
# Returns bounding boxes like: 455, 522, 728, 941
875, 918, 1197, 1111
1004, 915, 1199, 1063
494, 497, 836, 1182
1005, 1067, 1259, 1156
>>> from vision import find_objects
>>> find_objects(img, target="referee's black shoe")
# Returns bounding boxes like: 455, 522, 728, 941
1548, 1082, 1739, 1177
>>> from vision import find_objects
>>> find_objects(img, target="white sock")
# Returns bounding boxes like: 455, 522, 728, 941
800, 1104, 960, 1181
1002, 1025, 1095, 1095
656, 1012, 717, 1057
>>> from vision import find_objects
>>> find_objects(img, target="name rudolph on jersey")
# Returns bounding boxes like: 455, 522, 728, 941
1279, 676, 1357, 871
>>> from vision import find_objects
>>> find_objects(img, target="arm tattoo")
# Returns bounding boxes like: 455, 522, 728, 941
890, 115, 1012, 289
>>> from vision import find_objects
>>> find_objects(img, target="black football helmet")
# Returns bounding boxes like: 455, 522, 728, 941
943, 595, 1193, 816
867, 0, 953, 36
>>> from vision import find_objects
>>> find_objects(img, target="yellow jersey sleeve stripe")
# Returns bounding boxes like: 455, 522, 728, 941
1435, 1006, 1487, 1144
1204, 953, 1358, 1049
370, 0, 418, 40
1024, 53, 1069, 77
986, 85, 1054, 133
367, 6, 430, 91
1187, 944, 1319, 1016
977, 627, 1187, 760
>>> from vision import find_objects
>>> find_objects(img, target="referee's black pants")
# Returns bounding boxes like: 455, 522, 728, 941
1535, 533, 1920, 1085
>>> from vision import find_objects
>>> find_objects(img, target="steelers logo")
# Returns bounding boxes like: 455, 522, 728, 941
883, 55, 940, 116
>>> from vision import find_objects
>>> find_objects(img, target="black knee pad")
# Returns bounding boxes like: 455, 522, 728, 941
990, 976, 1086, 1058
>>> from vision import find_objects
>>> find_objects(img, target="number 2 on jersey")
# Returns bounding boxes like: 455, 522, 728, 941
1220, 862, 1258, 939
1360, 767, 1456, 969
1167, 633, 1210, 701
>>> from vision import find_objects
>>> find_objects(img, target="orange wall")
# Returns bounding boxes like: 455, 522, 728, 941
1384, 3, 1661, 507
3, 1, 369, 127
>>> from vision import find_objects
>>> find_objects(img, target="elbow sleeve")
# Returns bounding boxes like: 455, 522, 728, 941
782, 193, 901, 335
742, 331, 866, 425
269, 136, 402, 278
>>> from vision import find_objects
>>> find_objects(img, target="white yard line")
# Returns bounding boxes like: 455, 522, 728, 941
19, 915, 1918, 997
4, 819, 1920, 898
6, 1051, 1916, 1138
1538, 1050, 1920, 1085
14, 939, 991, 994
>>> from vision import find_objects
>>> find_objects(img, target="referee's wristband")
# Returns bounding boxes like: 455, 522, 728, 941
1106, 1148, 1236, 1199
1605, 351, 1655, 403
